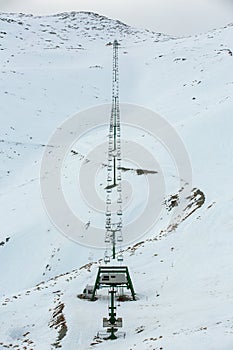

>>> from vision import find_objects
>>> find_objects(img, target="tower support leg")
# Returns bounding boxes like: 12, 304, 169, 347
108, 287, 117, 339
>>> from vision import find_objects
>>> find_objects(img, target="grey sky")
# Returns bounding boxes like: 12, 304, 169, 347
0, 0, 232, 35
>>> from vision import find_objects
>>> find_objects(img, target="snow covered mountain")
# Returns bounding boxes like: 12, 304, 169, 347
0, 11, 233, 350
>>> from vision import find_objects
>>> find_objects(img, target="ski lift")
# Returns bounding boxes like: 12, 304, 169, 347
107, 175, 112, 182
117, 197, 122, 204
106, 210, 111, 217
107, 188, 112, 193
117, 210, 122, 216
117, 186, 121, 192
106, 198, 111, 205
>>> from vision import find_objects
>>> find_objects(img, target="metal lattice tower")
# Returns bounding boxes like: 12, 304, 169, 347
104, 40, 123, 263
88, 42, 136, 340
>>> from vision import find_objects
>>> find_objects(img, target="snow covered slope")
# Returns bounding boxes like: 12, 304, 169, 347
0, 11, 233, 350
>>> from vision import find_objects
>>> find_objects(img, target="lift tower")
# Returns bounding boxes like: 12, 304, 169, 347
88, 40, 136, 341
105, 39, 123, 263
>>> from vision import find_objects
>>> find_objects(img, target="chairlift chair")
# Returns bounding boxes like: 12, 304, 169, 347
105, 236, 111, 243
117, 222, 122, 229
104, 255, 110, 264
117, 254, 124, 262
117, 235, 123, 242
105, 221, 111, 229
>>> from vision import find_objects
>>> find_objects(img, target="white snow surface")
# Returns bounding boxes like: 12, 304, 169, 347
0, 11, 233, 350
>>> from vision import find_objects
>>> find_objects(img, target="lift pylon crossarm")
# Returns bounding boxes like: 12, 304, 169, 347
91, 266, 136, 301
